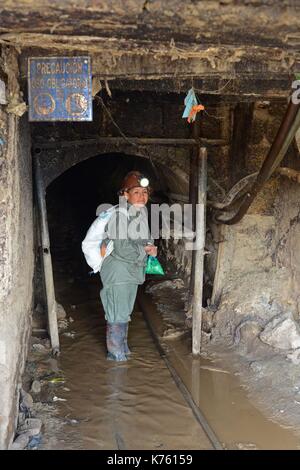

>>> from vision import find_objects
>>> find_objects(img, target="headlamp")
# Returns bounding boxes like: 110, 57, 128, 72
140, 177, 149, 188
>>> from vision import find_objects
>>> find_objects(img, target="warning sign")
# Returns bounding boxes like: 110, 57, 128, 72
28, 57, 92, 121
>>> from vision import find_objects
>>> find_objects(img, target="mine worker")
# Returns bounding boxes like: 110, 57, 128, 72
100, 171, 157, 361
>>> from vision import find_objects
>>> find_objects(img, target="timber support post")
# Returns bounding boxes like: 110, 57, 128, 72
34, 156, 60, 355
192, 147, 207, 356
188, 118, 201, 308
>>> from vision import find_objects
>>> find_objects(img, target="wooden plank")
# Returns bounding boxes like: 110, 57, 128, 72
229, 102, 254, 185
33, 137, 225, 150
192, 147, 207, 355
188, 120, 201, 308
34, 157, 60, 354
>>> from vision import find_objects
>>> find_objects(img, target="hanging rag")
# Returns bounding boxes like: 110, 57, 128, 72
182, 88, 204, 123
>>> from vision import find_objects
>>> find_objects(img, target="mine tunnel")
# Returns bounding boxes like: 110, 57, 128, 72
27, 90, 300, 450
46, 153, 162, 280
2, 0, 300, 452
34, 129, 222, 450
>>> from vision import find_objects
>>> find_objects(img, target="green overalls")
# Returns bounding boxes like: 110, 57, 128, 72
100, 204, 152, 323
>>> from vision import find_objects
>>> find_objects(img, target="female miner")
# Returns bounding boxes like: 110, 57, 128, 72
99, 171, 157, 361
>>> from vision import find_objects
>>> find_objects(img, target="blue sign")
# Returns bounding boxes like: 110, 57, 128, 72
28, 57, 92, 121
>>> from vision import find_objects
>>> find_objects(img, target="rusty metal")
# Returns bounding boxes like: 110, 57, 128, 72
208, 172, 258, 210
214, 100, 300, 225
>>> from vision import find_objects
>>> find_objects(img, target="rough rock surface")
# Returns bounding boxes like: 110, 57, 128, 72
260, 316, 300, 350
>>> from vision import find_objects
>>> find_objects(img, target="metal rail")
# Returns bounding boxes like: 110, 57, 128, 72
138, 291, 224, 451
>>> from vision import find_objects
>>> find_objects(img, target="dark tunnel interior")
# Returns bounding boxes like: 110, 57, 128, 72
46, 153, 164, 281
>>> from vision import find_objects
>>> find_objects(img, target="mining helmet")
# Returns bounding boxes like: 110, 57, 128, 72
118, 171, 150, 195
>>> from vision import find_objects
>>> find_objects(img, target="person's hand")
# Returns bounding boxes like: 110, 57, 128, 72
100, 242, 107, 258
144, 245, 157, 257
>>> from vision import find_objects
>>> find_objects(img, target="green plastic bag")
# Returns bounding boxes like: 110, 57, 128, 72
145, 256, 165, 275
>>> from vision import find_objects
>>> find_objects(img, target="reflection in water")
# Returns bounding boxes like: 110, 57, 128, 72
105, 364, 129, 450
140, 291, 300, 450
43, 278, 211, 450
43, 276, 300, 450
163, 328, 300, 450
191, 359, 201, 406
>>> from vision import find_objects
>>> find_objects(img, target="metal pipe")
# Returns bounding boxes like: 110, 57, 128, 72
34, 157, 60, 354
214, 101, 300, 225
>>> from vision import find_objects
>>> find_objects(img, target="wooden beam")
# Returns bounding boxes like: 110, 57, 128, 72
192, 147, 207, 356
34, 157, 60, 354
33, 137, 225, 151
106, 78, 291, 100
14, 39, 298, 100
229, 102, 254, 185
188, 120, 200, 309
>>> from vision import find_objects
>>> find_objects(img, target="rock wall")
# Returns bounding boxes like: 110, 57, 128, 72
214, 101, 300, 341
0, 108, 34, 449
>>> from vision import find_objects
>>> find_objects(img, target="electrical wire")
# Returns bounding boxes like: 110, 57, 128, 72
95, 94, 163, 186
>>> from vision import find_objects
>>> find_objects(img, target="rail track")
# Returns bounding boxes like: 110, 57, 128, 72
138, 291, 224, 451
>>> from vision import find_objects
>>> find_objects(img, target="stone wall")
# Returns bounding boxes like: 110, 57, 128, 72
209, 101, 300, 342
0, 108, 34, 449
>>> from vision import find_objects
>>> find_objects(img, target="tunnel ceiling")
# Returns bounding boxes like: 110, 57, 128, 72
1, 1, 300, 97
0, 0, 299, 48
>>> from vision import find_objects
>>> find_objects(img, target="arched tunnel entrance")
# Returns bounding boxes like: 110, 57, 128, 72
34, 142, 300, 450
29, 140, 300, 450
46, 152, 162, 280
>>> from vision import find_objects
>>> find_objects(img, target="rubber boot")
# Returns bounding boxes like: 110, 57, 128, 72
124, 322, 131, 356
106, 322, 127, 362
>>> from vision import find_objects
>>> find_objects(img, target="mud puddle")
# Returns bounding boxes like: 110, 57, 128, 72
37, 277, 211, 450
139, 290, 300, 450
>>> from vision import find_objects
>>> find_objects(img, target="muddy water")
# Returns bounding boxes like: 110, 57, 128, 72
139, 293, 300, 450
46, 277, 212, 450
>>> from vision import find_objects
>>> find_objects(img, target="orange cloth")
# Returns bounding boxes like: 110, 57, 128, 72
188, 104, 205, 123
100, 242, 107, 258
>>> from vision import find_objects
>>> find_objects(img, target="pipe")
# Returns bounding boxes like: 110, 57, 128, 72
34, 157, 60, 354
33, 137, 225, 151
214, 101, 300, 225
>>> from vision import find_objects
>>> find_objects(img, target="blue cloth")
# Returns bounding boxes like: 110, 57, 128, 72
182, 88, 198, 119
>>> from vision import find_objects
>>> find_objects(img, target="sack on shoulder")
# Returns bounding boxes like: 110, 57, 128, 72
81, 206, 116, 273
